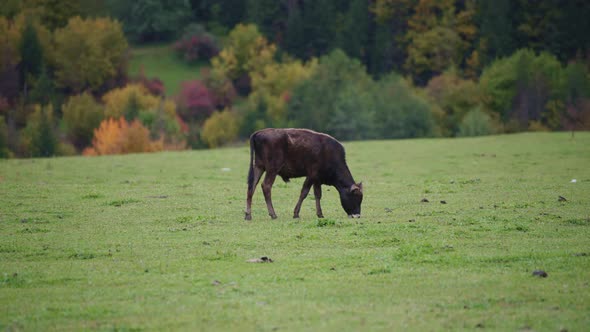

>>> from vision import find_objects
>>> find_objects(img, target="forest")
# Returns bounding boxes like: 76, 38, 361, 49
1, 0, 589, 157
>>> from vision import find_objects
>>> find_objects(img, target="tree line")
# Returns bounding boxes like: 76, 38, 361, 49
1, 0, 589, 158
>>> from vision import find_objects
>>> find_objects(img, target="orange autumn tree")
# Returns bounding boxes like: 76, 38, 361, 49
83, 117, 163, 156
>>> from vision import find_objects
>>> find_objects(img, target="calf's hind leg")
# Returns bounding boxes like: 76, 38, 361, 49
261, 172, 278, 219
245, 166, 264, 220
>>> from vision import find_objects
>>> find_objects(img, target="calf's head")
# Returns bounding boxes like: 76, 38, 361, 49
339, 183, 363, 218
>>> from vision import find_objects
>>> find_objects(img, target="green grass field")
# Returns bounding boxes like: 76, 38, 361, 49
128, 44, 205, 96
1, 132, 589, 331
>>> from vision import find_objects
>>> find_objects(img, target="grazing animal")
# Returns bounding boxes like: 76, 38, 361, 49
244, 128, 363, 220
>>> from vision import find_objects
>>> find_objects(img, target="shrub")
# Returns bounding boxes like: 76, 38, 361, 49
175, 80, 215, 123
83, 117, 163, 156
201, 110, 240, 148
62, 92, 104, 149
173, 24, 219, 63
57, 141, 77, 156
457, 108, 496, 137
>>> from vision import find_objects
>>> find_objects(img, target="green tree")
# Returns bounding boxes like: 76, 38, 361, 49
53, 16, 128, 92
404, 0, 478, 84
22, 104, 57, 157
283, 5, 305, 59
287, 49, 372, 134
190, 0, 246, 35
326, 83, 377, 141
369, 0, 413, 75
0, 116, 10, 158
476, 0, 517, 66
479, 49, 564, 129
373, 73, 437, 139
19, 18, 44, 97
109, 0, 191, 42
338, 0, 370, 61
28, 65, 56, 106
425, 70, 481, 136
245, 0, 281, 38
62, 92, 104, 150
31, 0, 81, 30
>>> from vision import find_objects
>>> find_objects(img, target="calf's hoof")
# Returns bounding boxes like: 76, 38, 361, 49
270, 214, 277, 219
244, 213, 252, 221
317, 214, 324, 218
293, 214, 300, 219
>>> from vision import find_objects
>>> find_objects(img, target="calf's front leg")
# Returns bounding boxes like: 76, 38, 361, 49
313, 183, 324, 218
293, 178, 313, 218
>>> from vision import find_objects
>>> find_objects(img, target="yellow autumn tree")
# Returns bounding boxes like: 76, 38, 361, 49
248, 58, 318, 126
210, 23, 276, 82
83, 117, 162, 156
201, 109, 239, 148
102, 84, 160, 119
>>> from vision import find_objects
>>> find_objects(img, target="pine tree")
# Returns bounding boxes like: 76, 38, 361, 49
476, 0, 516, 65
19, 18, 44, 98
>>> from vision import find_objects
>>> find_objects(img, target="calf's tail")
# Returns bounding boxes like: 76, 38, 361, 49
247, 133, 256, 191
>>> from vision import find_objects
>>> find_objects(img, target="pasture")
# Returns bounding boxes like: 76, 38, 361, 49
1, 132, 589, 331
128, 44, 204, 95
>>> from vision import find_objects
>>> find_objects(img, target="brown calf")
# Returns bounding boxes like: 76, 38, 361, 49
245, 128, 363, 220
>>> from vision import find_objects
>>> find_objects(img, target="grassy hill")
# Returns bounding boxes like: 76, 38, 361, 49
128, 44, 205, 96
1, 132, 589, 330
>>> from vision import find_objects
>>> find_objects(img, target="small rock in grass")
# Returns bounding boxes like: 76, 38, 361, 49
532, 270, 548, 278
246, 256, 273, 263
440, 200, 447, 204
212, 280, 222, 286
408, 219, 416, 223
420, 198, 429, 203
558, 195, 567, 202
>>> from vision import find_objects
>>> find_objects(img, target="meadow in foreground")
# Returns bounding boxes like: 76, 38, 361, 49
1, 132, 589, 331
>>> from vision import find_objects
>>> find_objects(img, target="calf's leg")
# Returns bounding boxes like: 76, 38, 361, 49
261, 172, 278, 219
313, 183, 324, 218
245, 166, 264, 220
293, 178, 313, 218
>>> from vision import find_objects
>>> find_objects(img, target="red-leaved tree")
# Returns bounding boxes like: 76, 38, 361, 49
175, 80, 215, 123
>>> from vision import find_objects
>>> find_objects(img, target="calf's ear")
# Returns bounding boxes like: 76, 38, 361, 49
350, 183, 363, 195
